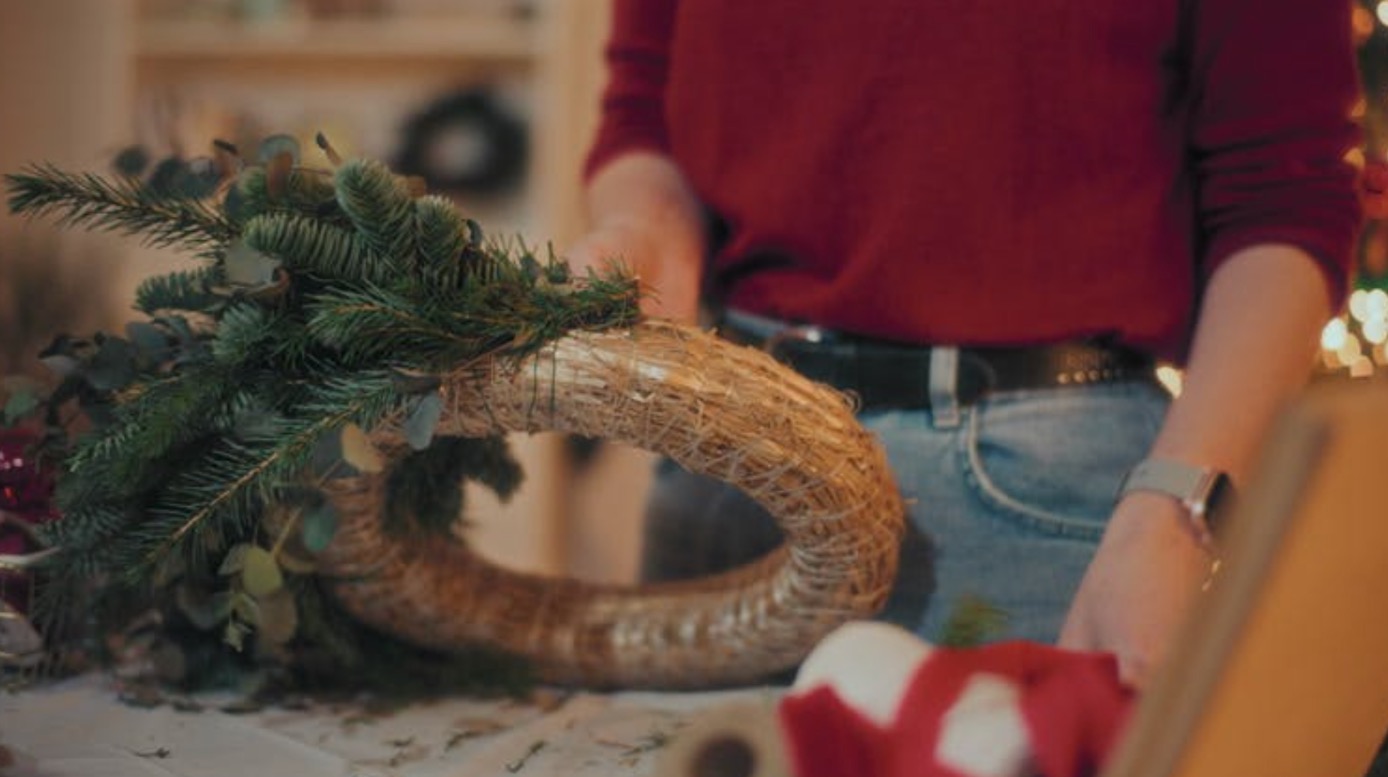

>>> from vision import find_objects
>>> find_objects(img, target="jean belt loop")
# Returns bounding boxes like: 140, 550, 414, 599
929, 346, 961, 428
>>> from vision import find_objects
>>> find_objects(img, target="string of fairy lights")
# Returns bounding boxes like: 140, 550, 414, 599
1317, 1, 1388, 380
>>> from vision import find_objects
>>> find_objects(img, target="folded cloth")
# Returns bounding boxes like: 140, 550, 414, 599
779, 640, 1135, 777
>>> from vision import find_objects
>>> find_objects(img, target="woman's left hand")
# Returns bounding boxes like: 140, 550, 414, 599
1058, 491, 1214, 688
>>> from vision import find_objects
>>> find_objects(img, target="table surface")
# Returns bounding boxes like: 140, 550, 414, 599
1, 674, 781, 777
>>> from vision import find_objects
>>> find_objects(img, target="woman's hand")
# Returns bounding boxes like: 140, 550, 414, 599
1058, 492, 1213, 688
1061, 244, 1337, 688
566, 214, 702, 322
566, 152, 706, 323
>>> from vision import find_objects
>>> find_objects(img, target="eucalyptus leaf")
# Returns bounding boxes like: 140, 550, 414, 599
241, 546, 283, 597
224, 241, 282, 288
176, 157, 223, 200
37, 353, 80, 377
301, 501, 339, 554
85, 336, 138, 391
403, 392, 444, 451
389, 368, 442, 395
145, 157, 186, 197
340, 423, 384, 473
231, 590, 261, 625
125, 321, 169, 352
3, 388, 40, 425
308, 429, 345, 478
37, 335, 91, 378
255, 590, 299, 645
257, 134, 302, 165
224, 620, 248, 651
125, 321, 174, 368
218, 543, 252, 576
112, 145, 150, 178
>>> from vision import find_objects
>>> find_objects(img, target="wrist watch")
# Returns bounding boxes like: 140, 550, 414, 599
1117, 458, 1236, 550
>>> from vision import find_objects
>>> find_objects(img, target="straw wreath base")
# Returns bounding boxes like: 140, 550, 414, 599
316, 320, 904, 689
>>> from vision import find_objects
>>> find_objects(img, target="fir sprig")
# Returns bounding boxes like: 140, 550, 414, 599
6, 163, 237, 250
135, 267, 224, 314
4, 136, 642, 662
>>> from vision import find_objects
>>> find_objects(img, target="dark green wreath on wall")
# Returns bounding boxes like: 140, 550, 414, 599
4, 134, 639, 693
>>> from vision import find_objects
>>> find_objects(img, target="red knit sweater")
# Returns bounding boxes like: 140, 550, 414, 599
585, 1, 1363, 363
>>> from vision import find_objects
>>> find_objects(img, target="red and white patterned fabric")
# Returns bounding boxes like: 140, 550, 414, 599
779, 626, 1134, 777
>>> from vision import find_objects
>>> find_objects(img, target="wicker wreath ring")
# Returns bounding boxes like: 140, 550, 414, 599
317, 319, 905, 688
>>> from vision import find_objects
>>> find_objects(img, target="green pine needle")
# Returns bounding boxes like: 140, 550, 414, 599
135, 267, 223, 314
6, 163, 236, 250
6, 142, 642, 681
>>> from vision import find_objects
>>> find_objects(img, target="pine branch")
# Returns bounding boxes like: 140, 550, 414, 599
211, 303, 278, 364
334, 159, 415, 260
230, 165, 341, 225
5, 164, 236, 250
151, 372, 402, 564
10, 144, 643, 663
65, 366, 235, 481
413, 195, 476, 288
135, 266, 225, 314
241, 211, 392, 287
306, 287, 492, 366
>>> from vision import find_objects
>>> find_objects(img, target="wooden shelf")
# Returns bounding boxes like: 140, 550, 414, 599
136, 14, 537, 63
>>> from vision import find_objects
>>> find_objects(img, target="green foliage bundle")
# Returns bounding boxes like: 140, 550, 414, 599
4, 134, 639, 689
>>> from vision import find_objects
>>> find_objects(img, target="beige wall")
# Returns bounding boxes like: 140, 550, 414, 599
0, 0, 138, 372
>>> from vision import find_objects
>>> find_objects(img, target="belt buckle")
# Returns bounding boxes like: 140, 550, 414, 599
761, 324, 830, 357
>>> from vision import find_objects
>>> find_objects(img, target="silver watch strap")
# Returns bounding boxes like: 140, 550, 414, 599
1119, 458, 1224, 548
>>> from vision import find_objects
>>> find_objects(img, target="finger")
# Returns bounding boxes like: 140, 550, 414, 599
1117, 649, 1156, 690
1056, 609, 1093, 650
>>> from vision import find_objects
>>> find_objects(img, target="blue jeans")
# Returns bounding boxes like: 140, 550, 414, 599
640, 365, 1170, 645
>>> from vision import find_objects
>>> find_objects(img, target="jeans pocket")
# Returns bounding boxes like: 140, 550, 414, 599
958, 384, 1168, 540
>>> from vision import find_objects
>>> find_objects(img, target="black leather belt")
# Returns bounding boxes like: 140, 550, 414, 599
718, 311, 1157, 410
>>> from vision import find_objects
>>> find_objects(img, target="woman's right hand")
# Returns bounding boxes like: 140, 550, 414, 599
565, 152, 706, 323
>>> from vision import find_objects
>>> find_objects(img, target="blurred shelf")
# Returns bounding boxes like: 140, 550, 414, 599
136, 14, 537, 63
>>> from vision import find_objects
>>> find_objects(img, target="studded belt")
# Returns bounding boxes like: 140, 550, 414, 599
718, 310, 1158, 410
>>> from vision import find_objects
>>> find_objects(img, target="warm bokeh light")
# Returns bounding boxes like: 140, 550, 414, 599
1321, 317, 1350, 351
1339, 333, 1364, 364
1155, 364, 1183, 397
1349, 289, 1370, 322
1366, 289, 1388, 320
1355, 5, 1378, 41
1363, 318, 1388, 345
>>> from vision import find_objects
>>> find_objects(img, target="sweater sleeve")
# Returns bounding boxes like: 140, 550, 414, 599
1188, 0, 1364, 305
582, 0, 678, 181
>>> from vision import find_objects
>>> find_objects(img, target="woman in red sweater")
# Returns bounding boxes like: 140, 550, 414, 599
569, 0, 1363, 687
